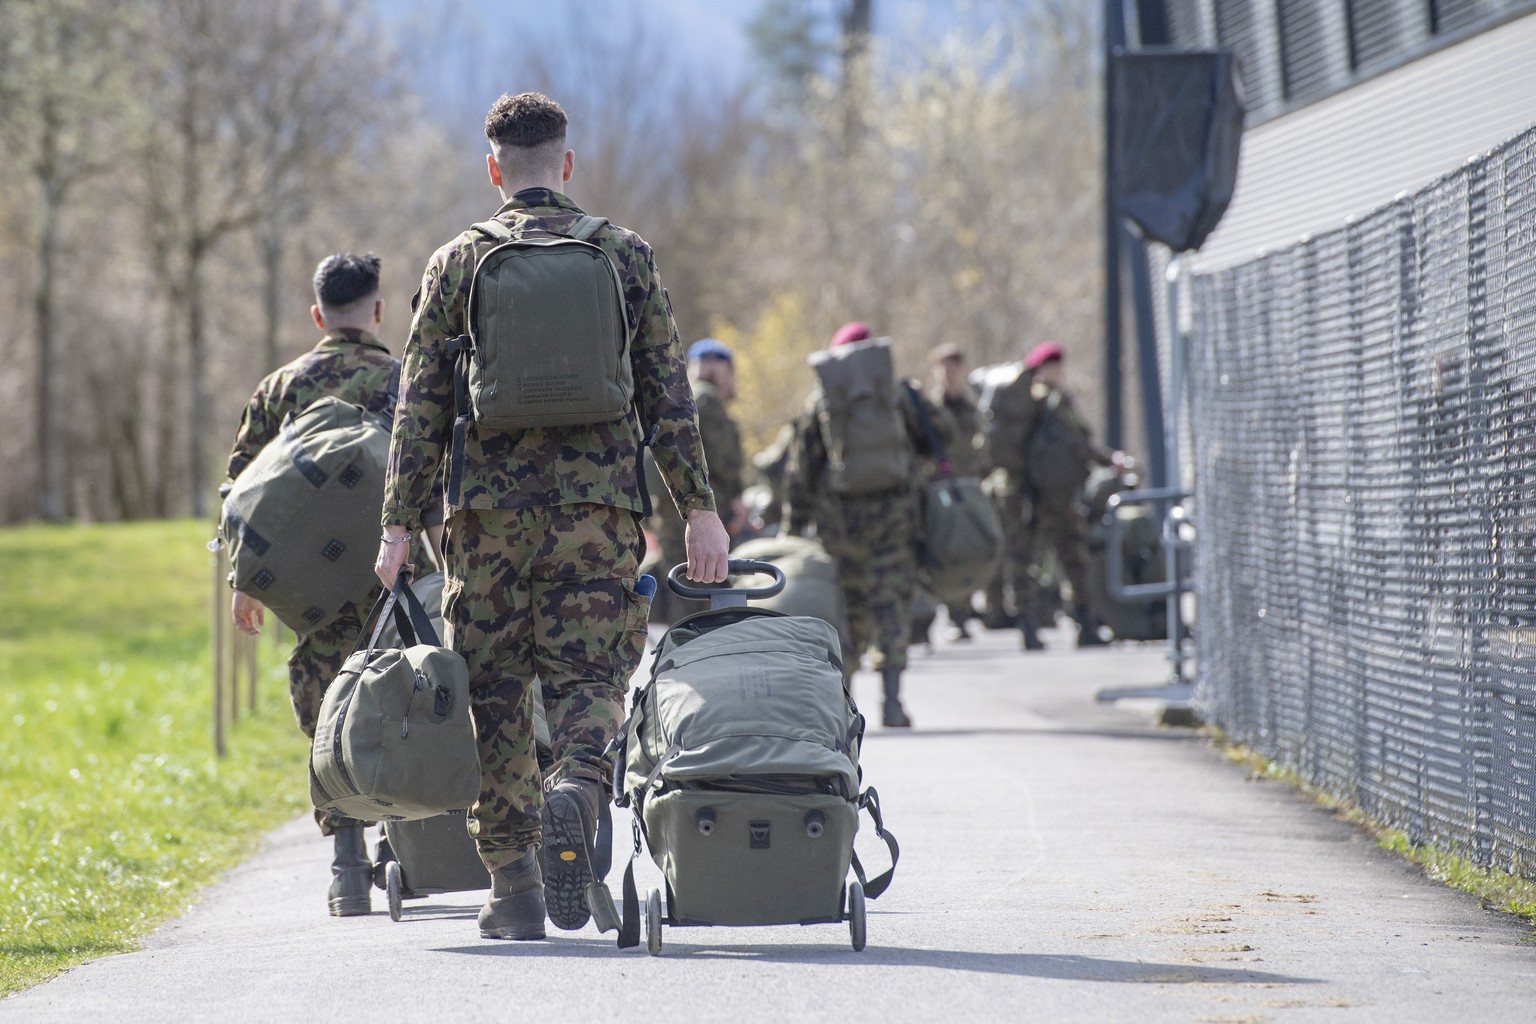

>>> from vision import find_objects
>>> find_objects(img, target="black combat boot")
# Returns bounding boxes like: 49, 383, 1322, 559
880, 667, 912, 728
541, 778, 603, 930
1018, 612, 1045, 652
478, 849, 546, 940
327, 821, 373, 917
1074, 604, 1109, 647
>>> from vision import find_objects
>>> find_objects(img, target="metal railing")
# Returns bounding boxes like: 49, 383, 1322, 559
1185, 125, 1536, 880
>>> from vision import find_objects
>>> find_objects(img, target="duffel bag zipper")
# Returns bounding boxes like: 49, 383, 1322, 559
331, 691, 360, 796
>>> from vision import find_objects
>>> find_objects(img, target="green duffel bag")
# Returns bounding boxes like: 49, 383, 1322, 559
219, 394, 392, 633
310, 577, 480, 823
920, 476, 1005, 603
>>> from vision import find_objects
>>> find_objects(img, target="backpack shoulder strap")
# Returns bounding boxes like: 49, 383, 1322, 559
472, 219, 514, 243
570, 215, 608, 241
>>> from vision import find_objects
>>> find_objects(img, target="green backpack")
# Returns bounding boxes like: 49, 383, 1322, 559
462, 216, 633, 430
1026, 391, 1091, 500
980, 365, 1037, 476
219, 393, 392, 633
809, 337, 912, 496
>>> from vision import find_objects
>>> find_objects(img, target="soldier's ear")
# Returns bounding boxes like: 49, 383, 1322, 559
311, 304, 325, 331
562, 149, 574, 184
486, 152, 503, 188
373, 298, 383, 326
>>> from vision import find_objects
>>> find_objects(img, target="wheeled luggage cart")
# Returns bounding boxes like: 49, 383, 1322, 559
600, 559, 898, 955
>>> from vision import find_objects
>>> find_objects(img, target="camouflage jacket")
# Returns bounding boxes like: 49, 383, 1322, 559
931, 384, 990, 478
781, 379, 949, 534
382, 189, 714, 528
227, 328, 396, 480
692, 379, 743, 505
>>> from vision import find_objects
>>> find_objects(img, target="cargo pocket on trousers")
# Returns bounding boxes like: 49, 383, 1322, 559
614, 578, 652, 684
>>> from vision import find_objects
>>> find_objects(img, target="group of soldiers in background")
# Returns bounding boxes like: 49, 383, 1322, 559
644, 322, 1146, 727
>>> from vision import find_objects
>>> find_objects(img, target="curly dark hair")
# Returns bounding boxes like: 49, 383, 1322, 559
313, 252, 381, 310
484, 92, 567, 149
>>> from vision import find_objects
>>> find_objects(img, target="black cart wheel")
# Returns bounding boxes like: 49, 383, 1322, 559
848, 881, 866, 952
645, 889, 663, 956
386, 861, 403, 923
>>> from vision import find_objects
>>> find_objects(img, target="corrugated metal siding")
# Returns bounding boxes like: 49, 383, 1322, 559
1279, 0, 1349, 101
1214, 0, 1283, 114
1191, 13, 1536, 271
1348, 0, 1431, 70
1167, 0, 1212, 45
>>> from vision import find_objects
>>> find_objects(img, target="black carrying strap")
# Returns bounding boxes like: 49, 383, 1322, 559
445, 336, 471, 505
615, 740, 680, 948
618, 817, 643, 948
353, 573, 441, 662
902, 381, 951, 475
850, 787, 900, 899
634, 415, 659, 519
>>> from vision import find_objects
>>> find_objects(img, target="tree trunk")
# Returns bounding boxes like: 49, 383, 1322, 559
187, 233, 209, 518
262, 203, 283, 374
35, 99, 65, 522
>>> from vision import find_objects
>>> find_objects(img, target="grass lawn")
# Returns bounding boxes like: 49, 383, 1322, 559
0, 520, 311, 995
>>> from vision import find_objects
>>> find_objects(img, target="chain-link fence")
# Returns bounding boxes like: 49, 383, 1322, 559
1187, 126, 1536, 881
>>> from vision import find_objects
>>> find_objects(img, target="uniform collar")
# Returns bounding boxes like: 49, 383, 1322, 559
495, 188, 583, 215
318, 327, 389, 353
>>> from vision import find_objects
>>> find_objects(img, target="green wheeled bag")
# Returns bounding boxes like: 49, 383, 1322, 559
600, 560, 899, 955
368, 570, 567, 921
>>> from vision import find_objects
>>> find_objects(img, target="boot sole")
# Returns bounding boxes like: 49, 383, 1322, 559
541, 790, 594, 930
480, 923, 546, 940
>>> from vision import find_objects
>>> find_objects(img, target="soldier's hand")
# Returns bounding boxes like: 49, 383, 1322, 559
375, 527, 411, 588
684, 509, 730, 583
231, 592, 265, 636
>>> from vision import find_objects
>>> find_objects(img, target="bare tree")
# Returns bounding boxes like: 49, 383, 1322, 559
128, 0, 395, 517
0, 0, 130, 520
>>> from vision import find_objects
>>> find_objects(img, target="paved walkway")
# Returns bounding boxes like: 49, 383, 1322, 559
4, 626, 1533, 1023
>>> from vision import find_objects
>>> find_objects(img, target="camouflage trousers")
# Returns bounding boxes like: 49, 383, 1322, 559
1021, 495, 1093, 624
288, 590, 378, 836
819, 489, 918, 673
443, 504, 649, 872
984, 485, 1034, 622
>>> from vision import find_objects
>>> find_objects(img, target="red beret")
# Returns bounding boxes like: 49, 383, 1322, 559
830, 322, 872, 349
1024, 341, 1064, 371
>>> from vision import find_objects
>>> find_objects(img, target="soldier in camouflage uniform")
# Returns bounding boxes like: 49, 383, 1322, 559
375, 93, 729, 942
1013, 342, 1124, 650
782, 322, 944, 728
928, 343, 990, 640
227, 252, 441, 918
647, 338, 745, 623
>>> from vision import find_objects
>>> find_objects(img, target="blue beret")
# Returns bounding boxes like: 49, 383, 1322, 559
688, 338, 733, 362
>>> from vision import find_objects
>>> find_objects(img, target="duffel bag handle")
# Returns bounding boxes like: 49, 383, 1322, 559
665, 558, 786, 603
352, 571, 442, 662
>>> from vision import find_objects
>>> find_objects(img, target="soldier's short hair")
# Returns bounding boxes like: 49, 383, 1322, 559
485, 92, 567, 150
313, 252, 381, 312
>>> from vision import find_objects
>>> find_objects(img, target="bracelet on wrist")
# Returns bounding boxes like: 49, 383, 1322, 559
380, 532, 412, 545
